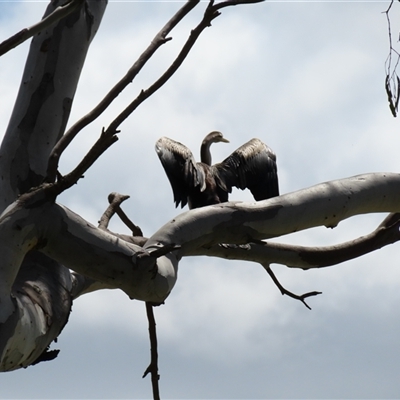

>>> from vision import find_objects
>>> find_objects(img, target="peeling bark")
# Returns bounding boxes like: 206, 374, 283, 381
0, 253, 72, 371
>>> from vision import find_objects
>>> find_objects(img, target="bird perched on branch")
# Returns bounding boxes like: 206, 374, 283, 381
155, 131, 279, 209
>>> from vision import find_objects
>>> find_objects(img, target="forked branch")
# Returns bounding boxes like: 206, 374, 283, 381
50, 127, 119, 195
384, 0, 400, 117
98, 192, 130, 230
97, 191, 146, 246
195, 211, 400, 270
46, 0, 263, 189
104, 0, 264, 136
262, 264, 322, 310
46, 0, 201, 183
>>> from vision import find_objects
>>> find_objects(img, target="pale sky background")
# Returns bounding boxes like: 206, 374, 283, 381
1, 0, 400, 398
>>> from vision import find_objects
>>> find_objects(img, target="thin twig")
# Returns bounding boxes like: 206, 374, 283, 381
95, 191, 147, 249
105, 0, 263, 136
46, 0, 262, 193
384, 0, 400, 117
262, 264, 322, 310
50, 127, 119, 195
98, 192, 130, 229
213, 0, 264, 12
0, 0, 84, 57
187, 213, 400, 270
107, 193, 143, 236
97, 192, 144, 238
143, 302, 161, 400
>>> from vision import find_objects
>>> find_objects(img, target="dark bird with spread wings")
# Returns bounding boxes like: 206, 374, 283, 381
155, 131, 279, 209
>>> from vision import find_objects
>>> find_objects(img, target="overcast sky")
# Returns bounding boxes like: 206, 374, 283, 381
1, 0, 400, 398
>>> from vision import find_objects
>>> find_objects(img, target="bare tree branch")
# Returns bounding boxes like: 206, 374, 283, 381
262, 264, 322, 310
378, 211, 400, 229
97, 191, 161, 399
98, 191, 144, 241
144, 173, 400, 257
190, 208, 400, 270
0, 0, 85, 57
72, 192, 145, 300
106, 192, 143, 236
143, 302, 161, 400
0, 193, 179, 306
50, 127, 120, 195
2, 169, 400, 370
213, 0, 264, 12
98, 192, 131, 230
0, 0, 108, 211
46, 0, 201, 183
46, 0, 263, 194
104, 0, 263, 137
384, 0, 400, 117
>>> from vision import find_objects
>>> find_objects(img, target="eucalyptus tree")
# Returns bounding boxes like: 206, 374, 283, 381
1, 0, 400, 392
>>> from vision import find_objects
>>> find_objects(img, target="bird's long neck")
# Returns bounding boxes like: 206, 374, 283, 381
200, 140, 212, 165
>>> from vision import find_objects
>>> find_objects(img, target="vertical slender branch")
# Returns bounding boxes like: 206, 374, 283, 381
384, 0, 400, 117
143, 303, 161, 400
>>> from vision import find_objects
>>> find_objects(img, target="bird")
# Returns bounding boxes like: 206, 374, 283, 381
155, 131, 279, 209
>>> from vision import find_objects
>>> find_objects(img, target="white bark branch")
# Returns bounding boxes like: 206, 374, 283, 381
145, 173, 400, 256
1, 171, 399, 371
197, 218, 400, 269
46, 0, 201, 183
0, 198, 178, 309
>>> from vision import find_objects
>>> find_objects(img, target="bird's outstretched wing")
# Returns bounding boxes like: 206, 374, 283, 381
155, 137, 205, 208
215, 138, 279, 200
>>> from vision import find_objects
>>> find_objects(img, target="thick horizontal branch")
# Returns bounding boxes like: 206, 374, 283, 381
195, 214, 400, 269
144, 173, 400, 256
0, 197, 178, 316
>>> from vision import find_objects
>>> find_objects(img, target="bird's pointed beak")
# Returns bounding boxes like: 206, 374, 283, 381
220, 137, 229, 143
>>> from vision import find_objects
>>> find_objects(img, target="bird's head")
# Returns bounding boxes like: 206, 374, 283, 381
200, 131, 229, 165
204, 131, 229, 145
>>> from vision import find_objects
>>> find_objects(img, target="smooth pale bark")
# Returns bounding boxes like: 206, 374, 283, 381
0, 0, 107, 371
0, 196, 178, 371
145, 173, 400, 256
196, 221, 400, 270
0, 173, 398, 319
1, 0, 400, 375
0, 172, 398, 319
1, 171, 400, 371
0, 0, 107, 210
0, 196, 178, 308
0, 0, 86, 56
